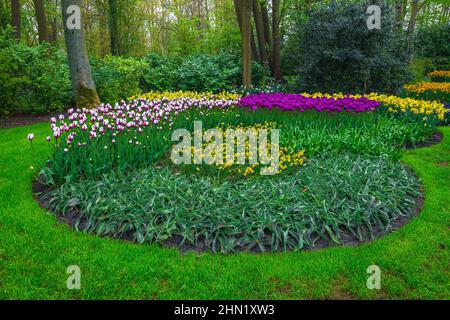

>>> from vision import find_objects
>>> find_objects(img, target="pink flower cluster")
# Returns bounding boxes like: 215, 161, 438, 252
49, 97, 239, 145
239, 93, 381, 113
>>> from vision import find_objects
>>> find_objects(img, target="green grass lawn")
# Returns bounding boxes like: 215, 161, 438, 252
0, 123, 449, 299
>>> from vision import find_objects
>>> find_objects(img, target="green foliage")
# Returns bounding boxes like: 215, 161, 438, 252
141, 51, 270, 93
415, 24, 450, 76
424, 56, 450, 75
0, 30, 270, 112
0, 28, 71, 114
91, 55, 147, 103
46, 153, 421, 253
415, 23, 450, 59
294, 1, 411, 94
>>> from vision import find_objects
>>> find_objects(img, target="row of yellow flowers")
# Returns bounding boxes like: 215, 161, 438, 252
428, 70, 450, 78
403, 82, 450, 94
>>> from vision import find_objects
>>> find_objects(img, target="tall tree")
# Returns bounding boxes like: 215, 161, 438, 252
11, 0, 20, 41
108, 0, 120, 55
62, 0, 100, 108
234, 0, 258, 61
395, 0, 404, 28
272, 0, 282, 81
260, 0, 272, 70
241, 0, 252, 87
407, 0, 428, 61
253, 0, 268, 66
34, 0, 49, 43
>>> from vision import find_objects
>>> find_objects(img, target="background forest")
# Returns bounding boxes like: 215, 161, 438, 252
0, 0, 449, 114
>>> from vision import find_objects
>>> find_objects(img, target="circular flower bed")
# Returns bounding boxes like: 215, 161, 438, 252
34, 91, 434, 254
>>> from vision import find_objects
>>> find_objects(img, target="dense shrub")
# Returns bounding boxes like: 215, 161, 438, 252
0, 33, 270, 112
415, 24, 450, 75
91, 55, 147, 103
415, 24, 450, 59
424, 56, 450, 75
0, 28, 71, 115
295, 2, 411, 94
141, 51, 270, 93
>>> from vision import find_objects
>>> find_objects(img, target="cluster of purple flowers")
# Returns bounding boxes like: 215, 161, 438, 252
239, 93, 381, 113
48, 97, 239, 145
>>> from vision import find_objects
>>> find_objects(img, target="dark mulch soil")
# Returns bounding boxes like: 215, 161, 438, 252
32, 177, 425, 255
0, 114, 51, 129
406, 131, 443, 149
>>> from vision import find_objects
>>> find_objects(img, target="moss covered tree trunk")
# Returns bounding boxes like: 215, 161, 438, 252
61, 0, 100, 109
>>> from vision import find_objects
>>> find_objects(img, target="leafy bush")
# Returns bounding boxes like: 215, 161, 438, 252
0, 28, 71, 114
424, 57, 450, 76
91, 55, 147, 103
141, 51, 270, 93
415, 24, 450, 59
294, 2, 411, 94
0, 30, 269, 114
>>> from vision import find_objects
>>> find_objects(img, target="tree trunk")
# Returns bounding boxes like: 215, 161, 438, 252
108, 0, 120, 55
250, 29, 258, 61
253, 0, 268, 66
62, 0, 100, 108
50, 18, 58, 44
34, 0, 49, 43
406, 0, 423, 62
395, 0, 404, 30
260, 0, 272, 71
234, 0, 257, 61
11, 0, 20, 41
407, 0, 420, 36
401, 0, 408, 21
241, 0, 252, 88
272, 0, 282, 81
260, 0, 271, 48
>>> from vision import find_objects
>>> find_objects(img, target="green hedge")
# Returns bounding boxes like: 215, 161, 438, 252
0, 28, 71, 115
0, 29, 270, 115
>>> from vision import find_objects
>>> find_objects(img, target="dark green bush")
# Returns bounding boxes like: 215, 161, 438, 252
295, 2, 411, 94
424, 56, 450, 75
0, 29, 269, 113
0, 28, 71, 115
91, 55, 147, 103
141, 51, 270, 93
415, 24, 450, 60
